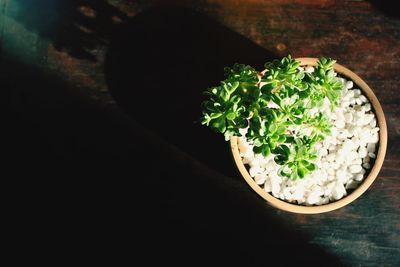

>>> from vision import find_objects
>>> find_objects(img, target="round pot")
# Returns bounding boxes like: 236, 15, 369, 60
230, 58, 387, 214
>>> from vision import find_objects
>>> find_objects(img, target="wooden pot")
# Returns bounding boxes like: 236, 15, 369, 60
230, 58, 387, 214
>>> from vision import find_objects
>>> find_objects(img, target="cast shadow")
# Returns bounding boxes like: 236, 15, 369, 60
101, 7, 347, 266
105, 6, 276, 178
11, 0, 128, 61
2, 55, 347, 266
369, 0, 400, 19
2, 5, 347, 265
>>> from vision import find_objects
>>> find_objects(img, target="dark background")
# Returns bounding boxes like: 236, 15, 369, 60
1, 0, 399, 265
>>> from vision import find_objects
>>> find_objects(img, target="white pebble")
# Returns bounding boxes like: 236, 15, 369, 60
305, 66, 314, 73
271, 182, 280, 196
337, 131, 348, 140
321, 197, 330, 204
306, 192, 320, 205
324, 182, 335, 196
358, 146, 367, 158
369, 134, 379, 144
359, 95, 368, 103
242, 157, 253, 165
283, 187, 293, 200
357, 114, 374, 126
354, 174, 364, 182
344, 90, 354, 100
346, 180, 359, 189
359, 140, 366, 149
331, 182, 346, 200
265, 160, 277, 171
345, 81, 353, 89
352, 158, 362, 165
322, 162, 330, 169
353, 89, 361, 96
335, 155, 345, 165
335, 120, 345, 129
264, 179, 272, 192
270, 175, 282, 196
341, 101, 350, 108
368, 152, 376, 159
239, 128, 248, 136
332, 162, 341, 170
371, 127, 380, 134
292, 188, 305, 201
249, 166, 262, 177
249, 156, 261, 167
336, 110, 345, 121
344, 113, 353, 123
319, 149, 328, 157
314, 143, 322, 150
331, 128, 339, 137
362, 163, 371, 169
328, 175, 335, 181
359, 131, 372, 143
369, 118, 377, 127
255, 173, 267, 185
326, 153, 336, 162
350, 136, 360, 146
349, 165, 362, 173
297, 198, 306, 205
335, 170, 346, 182
367, 143, 376, 153
344, 151, 356, 162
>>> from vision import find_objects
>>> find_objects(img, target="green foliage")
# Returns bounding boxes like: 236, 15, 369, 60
275, 137, 318, 180
304, 57, 343, 107
201, 55, 342, 179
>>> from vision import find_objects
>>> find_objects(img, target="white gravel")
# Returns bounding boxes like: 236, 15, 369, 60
238, 71, 380, 206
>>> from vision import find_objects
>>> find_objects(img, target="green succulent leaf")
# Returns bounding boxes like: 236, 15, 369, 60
201, 55, 343, 180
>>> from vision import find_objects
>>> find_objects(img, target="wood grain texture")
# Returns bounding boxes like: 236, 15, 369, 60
1, 0, 399, 266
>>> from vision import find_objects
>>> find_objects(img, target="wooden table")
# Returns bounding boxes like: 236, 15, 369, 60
1, 0, 399, 265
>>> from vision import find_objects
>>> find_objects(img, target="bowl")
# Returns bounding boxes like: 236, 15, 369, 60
230, 58, 387, 214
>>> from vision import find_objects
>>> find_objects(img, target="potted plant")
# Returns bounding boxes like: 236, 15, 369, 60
201, 55, 387, 214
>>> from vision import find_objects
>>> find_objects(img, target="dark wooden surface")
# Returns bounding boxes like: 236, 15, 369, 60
1, 0, 399, 266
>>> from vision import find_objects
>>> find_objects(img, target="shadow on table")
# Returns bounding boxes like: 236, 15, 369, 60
2, 5, 348, 266
10, 0, 128, 61
369, 0, 400, 19
101, 6, 347, 266
2, 55, 347, 266
105, 6, 276, 178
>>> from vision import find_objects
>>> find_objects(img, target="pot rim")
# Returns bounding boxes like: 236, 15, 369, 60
230, 57, 387, 214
